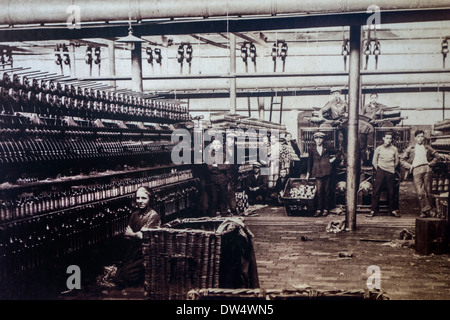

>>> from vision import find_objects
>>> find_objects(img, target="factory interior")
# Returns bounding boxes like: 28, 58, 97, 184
0, 0, 450, 303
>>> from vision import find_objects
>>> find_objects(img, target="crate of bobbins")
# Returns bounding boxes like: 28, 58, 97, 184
281, 178, 317, 216
431, 173, 449, 194
434, 192, 449, 221
141, 217, 259, 300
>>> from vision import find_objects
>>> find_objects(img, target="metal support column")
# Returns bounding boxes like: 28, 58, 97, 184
258, 97, 265, 120
108, 41, 116, 90
443, 91, 446, 120
346, 25, 361, 231
279, 96, 284, 124
230, 33, 237, 114
70, 44, 76, 77
131, 42, 143, 93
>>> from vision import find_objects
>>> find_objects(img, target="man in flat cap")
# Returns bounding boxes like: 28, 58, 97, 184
306, 131, 343, 217
318, 87, 348, 122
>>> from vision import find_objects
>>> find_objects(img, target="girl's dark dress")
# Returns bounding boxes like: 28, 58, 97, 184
113, 209, 161, 287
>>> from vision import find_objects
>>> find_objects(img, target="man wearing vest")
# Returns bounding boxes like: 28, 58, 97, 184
400, 130, 440, 218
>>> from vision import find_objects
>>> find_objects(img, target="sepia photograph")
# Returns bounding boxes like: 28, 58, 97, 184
0, 0, 449, 310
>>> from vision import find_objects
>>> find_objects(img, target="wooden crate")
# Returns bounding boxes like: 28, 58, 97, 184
415, 218, 447, 255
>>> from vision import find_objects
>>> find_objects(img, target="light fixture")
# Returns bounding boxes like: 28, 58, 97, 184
341, 39, 350, 57
146, 47, 153, 64
62, 44, 70, 66
5, 50, 13, 65
272, 40, 287, 72
94, 46, 101, 65
341, 39, 350, 70
176, 43, 193, 73
372, 40, 381, 56
185, 44, 193, 63
177, 43, 193, 64
54, 47, 62, 66
442, 38, 449, 68
272, 41, 288, 61
0, 50, 5, 64
241, 42, 248, 62
442, 39, 449, 57
280, 42, 288, 61
364, 40, 372, 56
85, 46, 93, 65
363, 40, 372, 70
154, 48, 162, 64
176, 45, 184, 63
271, 43, 278, 61
116, 26, 146, 51
249, 43, 257, 63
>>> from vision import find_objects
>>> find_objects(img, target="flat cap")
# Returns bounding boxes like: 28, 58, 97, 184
252, 162, 262, 167
313, 132, 326, 138
330, 87, 342, 93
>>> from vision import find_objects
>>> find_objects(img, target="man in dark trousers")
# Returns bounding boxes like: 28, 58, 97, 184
207, 139, 230, 216
245, 162, 268, 205
269, 167, 290, 205
306, 132, 342, 217
367, 131, 400, 217
400, 130, 440, 218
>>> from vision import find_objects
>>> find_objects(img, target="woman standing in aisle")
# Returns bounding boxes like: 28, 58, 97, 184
206, 138, 230, 216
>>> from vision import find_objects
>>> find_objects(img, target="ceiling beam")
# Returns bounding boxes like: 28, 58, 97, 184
233, 32, 269, 47
72, 68, 450, 82
189, 34, 229, 49
1, 9, 450, 42
157, 85, 450, 100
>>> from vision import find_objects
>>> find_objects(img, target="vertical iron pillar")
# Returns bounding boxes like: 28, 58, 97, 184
131, 42, 143, 93
108, 41, 116, 90
70, 44, 76, 77
230, 33, 237, 114
346, 25, 362, 231
258, 97, 265, 120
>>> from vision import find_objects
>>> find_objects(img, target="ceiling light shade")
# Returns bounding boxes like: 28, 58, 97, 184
116, 27, 146, 51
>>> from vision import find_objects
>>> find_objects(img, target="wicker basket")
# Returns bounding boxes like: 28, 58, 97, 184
142, 217, 258, 300
187, 288, 389, 300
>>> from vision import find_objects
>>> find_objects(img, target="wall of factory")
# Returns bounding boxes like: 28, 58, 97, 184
8, 22, 450, 142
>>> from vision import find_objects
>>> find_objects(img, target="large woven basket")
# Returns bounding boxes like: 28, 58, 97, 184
142, 217, 258, 300
187, 288, 389, 300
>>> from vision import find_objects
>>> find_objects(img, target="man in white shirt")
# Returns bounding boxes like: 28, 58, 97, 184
400, 130, 440, 218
